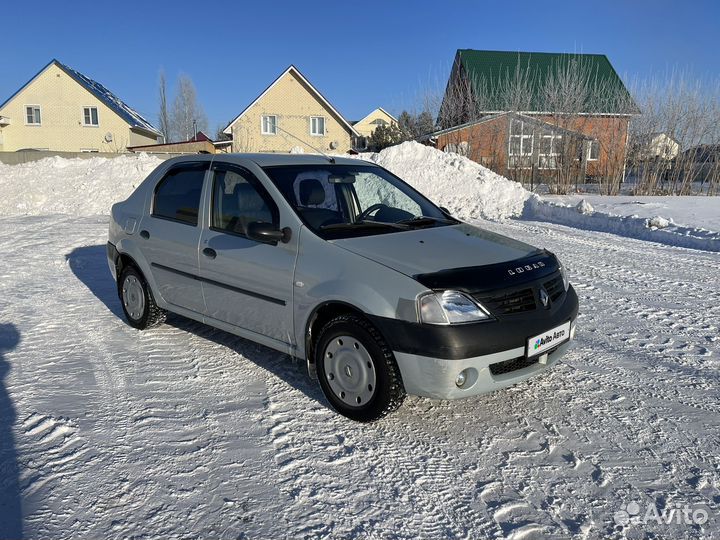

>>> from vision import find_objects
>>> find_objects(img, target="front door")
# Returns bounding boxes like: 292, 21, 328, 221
198, 164, 296, 345
140, 162, 208, 314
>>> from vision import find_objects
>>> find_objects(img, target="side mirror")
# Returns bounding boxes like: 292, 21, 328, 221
439, 206, 452, 217
246, 222, 292, 244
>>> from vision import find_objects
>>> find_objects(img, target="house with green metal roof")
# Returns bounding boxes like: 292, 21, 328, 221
435, 50, 639, 184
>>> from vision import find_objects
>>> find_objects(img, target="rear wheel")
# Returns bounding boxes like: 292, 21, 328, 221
118, 265, 165, 330
315, 314, 405, 422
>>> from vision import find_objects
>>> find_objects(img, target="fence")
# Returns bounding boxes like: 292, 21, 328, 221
0, 150, 187, 166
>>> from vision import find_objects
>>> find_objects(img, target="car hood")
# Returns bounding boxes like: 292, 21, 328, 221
332, 223, 540, 278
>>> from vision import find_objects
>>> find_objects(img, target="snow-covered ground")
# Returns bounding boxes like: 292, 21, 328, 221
0, 147, 719, 539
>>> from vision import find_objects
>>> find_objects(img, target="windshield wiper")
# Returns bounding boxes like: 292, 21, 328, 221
397, 216, 456, 227
320, 220, 410, 231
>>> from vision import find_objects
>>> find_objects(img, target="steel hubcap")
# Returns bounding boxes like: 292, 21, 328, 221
122, 275, 145, 320
323, 335, 376, 407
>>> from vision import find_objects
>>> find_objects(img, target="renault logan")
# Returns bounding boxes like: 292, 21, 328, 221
107, 154, 579, 421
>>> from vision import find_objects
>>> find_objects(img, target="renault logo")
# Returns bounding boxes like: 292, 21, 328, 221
539, 288, 550, 308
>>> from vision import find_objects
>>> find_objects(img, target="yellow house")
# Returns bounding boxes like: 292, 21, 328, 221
351, 108, 397, 151
0, 59, 160, 153
223, 65, 358, 154
352, 107, 397, 138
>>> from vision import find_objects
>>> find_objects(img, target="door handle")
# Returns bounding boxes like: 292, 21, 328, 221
140, 230, 150, 239
202, 247, 217, 260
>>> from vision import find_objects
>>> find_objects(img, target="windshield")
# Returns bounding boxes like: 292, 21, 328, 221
262, 164, 455, 238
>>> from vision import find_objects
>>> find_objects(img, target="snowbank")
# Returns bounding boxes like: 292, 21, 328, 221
0, 154, 163, 216
358, 142, 533, 221
526, 197, 720, 252
540, 194, 720, 233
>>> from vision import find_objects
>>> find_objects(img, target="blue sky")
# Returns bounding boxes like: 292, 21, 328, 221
2, 0, 718, 135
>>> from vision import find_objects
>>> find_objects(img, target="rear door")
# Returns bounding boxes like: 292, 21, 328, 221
198, 163, 297, 345
139, 162, 209, 314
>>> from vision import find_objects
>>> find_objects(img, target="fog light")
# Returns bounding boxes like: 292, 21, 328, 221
455, 371, 467, 387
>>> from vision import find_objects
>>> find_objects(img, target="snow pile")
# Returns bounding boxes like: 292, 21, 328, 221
0, 154, 163, 216
576, 199, 594, 215
647, 216, 672, 229
358, 141, 533, 221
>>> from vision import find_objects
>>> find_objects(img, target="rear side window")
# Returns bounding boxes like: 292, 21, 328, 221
153, 164, 207, 225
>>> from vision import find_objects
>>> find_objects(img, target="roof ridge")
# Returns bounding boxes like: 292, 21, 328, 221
458, 49, 609, 57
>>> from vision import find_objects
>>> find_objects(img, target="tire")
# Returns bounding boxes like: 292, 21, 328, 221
315, 314, 405, 422
118, 265, 165, 330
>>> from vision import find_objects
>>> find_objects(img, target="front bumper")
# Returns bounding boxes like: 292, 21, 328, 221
371, 284, 579, 399
395, 332, 573, 399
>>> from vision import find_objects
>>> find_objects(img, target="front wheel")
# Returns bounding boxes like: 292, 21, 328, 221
315, 314, 405, 422
118, 265, 165, 330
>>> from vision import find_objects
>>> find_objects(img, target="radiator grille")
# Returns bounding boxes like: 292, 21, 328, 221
477, 288, 536, 315
543, 274, 565, 302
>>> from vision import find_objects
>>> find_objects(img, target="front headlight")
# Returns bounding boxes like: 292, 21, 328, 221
418, 290, 492, 325
559, 264, 569, 291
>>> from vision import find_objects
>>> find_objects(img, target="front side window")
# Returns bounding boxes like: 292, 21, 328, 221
263, 164, 453, 239
152, 164, 207, 225
508, 119, 533, 168
310, 116, 326, 136
212, 167, 277, 236
26, 106, 41, 125
83, 107, 99, 126
261, 115, 277, 135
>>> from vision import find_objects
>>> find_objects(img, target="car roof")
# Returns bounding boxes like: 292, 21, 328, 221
160, 153, 373, 168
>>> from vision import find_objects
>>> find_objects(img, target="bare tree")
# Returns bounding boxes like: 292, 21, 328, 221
170, 74, 208, 142
627, 73, 720, 195
158, 70, 171, 143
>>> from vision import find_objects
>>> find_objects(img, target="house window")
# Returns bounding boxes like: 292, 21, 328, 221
587, 140, 600, 161
370, 118, 388, 126
508, 119, 533, 168
443, 142, 469, 156
25, 106, 41, 125
261, 115, 277, 135
83, 107, 99, 126
538, 131, 562, 169
310, 116, 326, 136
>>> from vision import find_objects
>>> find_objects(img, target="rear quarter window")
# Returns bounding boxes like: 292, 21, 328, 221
152, 164, 207, 225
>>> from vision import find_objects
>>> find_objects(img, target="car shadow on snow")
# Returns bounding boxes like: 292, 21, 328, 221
65, 245, 326, 408
65, 245, 124, 319
0, 323, 22, 540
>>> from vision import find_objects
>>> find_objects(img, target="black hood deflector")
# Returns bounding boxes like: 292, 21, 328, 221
414, 250, 559, 293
